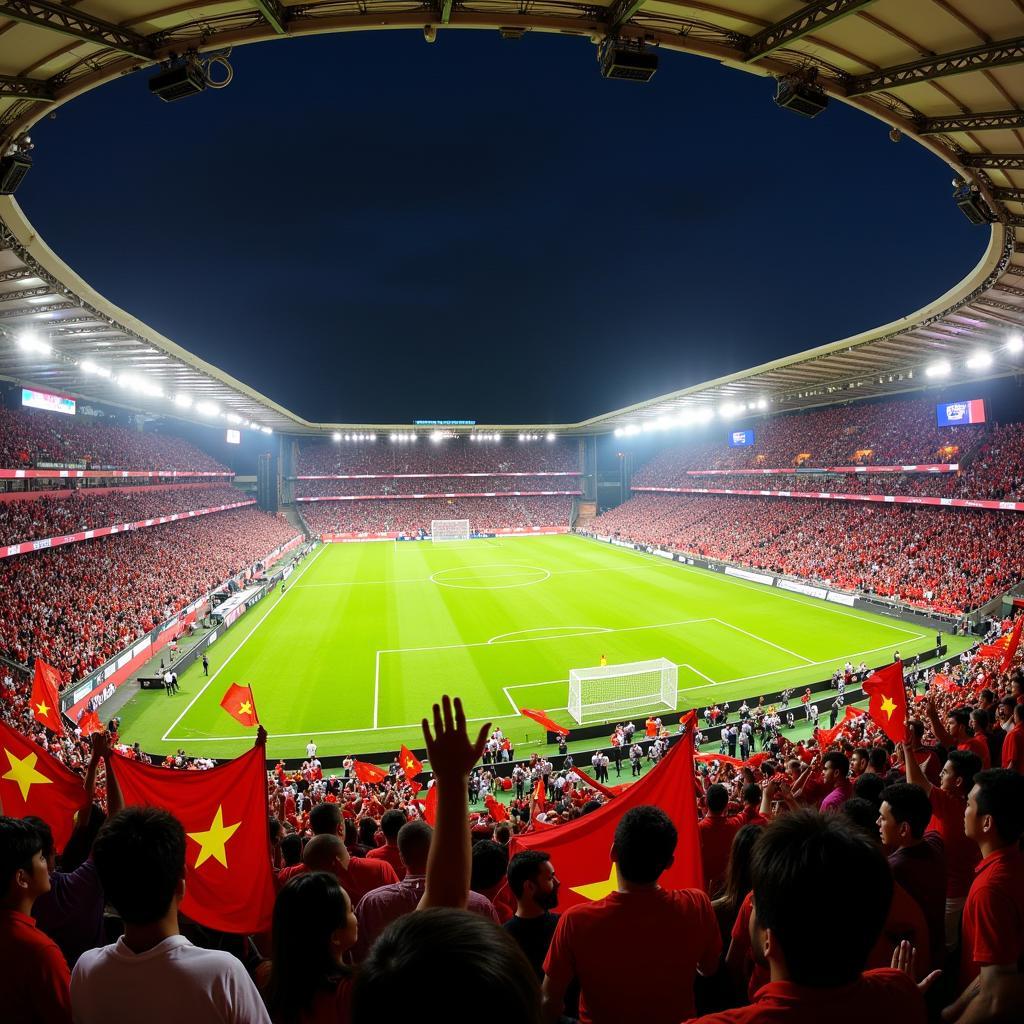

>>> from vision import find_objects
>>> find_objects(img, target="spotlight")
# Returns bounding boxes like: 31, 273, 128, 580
174, 394, 193, 408
149, 59, 207, 102
599, 39, 658, 82
333, 432, 342, 441
773, 69, 828, 118
925, 360, 951, 378
952, 178, 991, 225
195, 400, 220, 416
546, 432, 555, 441
1007, 333, 1023, 354
16, 331, 50, 355
965, 350, 992, 370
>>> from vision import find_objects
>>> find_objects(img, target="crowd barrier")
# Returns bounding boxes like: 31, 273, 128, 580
321, 526, 570, 543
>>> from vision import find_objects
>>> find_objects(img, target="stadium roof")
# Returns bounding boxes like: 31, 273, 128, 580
0, 0, 1021, 436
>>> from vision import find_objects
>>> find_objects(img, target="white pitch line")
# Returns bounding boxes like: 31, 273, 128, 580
712, 618, 815, 665
487, 625, 612, 644
501, 686, 522, 715
373, 650, 380, 730
161, 544, 328, 743
682, 662, 718, 684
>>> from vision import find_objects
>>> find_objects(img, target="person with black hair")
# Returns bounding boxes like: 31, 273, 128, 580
946, 768, 1024, 1023
1001, 701, 1024, 773
364, 809, 406, 879
471, 838, 516, 922
280, 833, 303, 869
926, 701, 991, 769
902, 742, 982, 952
819, 751, 852, 812
699, 784, 741, 900
541, 805, 720, 1024
259, 871, 357, 1024
70, 806, 270, 1023
0, 815, 73, 1023
688, 810, 930, 1024
877, 783, 945, 972
503, 850, 561, 978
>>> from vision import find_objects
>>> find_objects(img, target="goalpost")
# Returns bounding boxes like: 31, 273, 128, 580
567, 658, 678, 725
431, 519, 471, 542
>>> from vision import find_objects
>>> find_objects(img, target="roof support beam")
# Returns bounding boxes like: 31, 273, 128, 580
251, 0, 287, 34
0, 285, 50, 302
0, 268, 35, 284
745, 0, 877, 62
992, 188, 1024, 203
606, 0, 648, 32
962, 153, 1024, 170
0, 301, 72, 319
440, 0, 453, 24
0, 71, 54, 101
848, 36, 1024, 95
919, 109, 1024, 134
0, 1, 154, 59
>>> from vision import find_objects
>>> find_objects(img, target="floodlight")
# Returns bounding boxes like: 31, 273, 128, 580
16, 331, 50, 355
1007, 333, 1023, 354
614, 428, 623, 437
546, 432, 555, 441
332, 432, 342, 442
195, 400, 220, 416
174, 394, 193, 408
965, 351, 992, 370
261, 426, 272, 434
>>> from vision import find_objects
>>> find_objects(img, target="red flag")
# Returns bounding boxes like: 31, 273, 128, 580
0, 719, 86, 851
863, 662, 909, 745
111, 744, 275, 934
532, 777, 547, 810
219, 684, 259, 728
1001, 617, 1023, 674
398, 745, 423, 786
519, 708, 570, 736
78, 711, 104, 737
484, 793, 509, 822
422, 783, 437, 825
31, 660, 64, 736
511, 731, 703, 909
976, 643, 1007, 661
813, 706, 862, 751
353, 760, 388, 785
695, 753, 745, 768
570, 766, 618, 799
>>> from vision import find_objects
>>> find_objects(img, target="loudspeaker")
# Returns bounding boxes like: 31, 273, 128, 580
0, 153, 32, 195
149, 63, 206, 102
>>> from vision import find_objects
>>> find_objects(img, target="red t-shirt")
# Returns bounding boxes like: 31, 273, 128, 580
365, 843, 406, 879
730, 892, 769, 1001
683, 968, 925, 1024
699, 815, 742, 899
1001, 724, 1024, 773
544, 887, 720, 1024
957, 736, 991, 770
0, 909, 73, 1024
960, 845, 1024, 988
927, 785, 980, 899
278, 857, 400, 907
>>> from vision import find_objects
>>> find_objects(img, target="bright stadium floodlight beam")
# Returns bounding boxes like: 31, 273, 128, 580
174, 394, 193, 408
925, 360, 951, 378
332, 432, 341, 442
547, 432, 555, 441
1007, 333, 1024, 355
195, 400, 220, 416
17, 330, 51, 355
614, 428, 623, 437
261, 426, 273, 434
757, 398, 768, 410
965, 351, 992, 370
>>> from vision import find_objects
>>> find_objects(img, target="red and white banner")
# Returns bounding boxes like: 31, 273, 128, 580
298, 471, 581, 480
683, 464, 958, 476
321, 526, 569, 543
0, 468, 233, 479
298, 490, 581, 502
633, 486, 1024, 513
1, 500, 255, 560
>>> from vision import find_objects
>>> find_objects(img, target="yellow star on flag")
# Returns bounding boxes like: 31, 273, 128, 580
404, 757, 416, 770
35, 701, 51, 718
880, 695, 897, 719
187, 805, 241, 868
570, 864, 618, 902
238, 701, 253, 717
2, 749, 52, 801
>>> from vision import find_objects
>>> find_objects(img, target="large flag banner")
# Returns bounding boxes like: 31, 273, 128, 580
78, 711, 104, 737
353, 760, 388, 785
814, 706, 863, 751
219, 684, 259, 728
1001, 617, 1023, 674
31, 660, 64, 736
569, 766, 618, 799
863, 662, 909, 744
0, 720, 85, 851
519, 708, 570, 736
111, 744, 275, 934
511, 731, 703, 909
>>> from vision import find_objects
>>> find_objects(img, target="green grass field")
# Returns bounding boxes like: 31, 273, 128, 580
116, 535, 963, 759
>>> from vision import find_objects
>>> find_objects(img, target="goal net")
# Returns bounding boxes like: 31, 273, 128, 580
567, 658, 678, 725
431, 519, 471, 542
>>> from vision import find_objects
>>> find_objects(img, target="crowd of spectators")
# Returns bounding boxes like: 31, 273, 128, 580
0, 506, 299, 680
632, 397, 990, 482
0, 485, 248, 546
300, 496, 573, 535
590, 494, 1024, 614
297, 438, 579, 476
0, 406, 231, 473
297, 475, 581, 499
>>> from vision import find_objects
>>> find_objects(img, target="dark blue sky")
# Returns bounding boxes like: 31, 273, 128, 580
20, 31, 986, 424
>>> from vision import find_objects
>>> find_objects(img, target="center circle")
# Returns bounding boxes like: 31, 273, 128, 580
430, 563, 551, 590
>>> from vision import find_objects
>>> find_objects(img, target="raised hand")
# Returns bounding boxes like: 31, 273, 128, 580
421, 695, 490, 780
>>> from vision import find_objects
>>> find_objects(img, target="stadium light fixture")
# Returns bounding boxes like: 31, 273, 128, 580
965, 351, 992, 371
80, 359, 112, 378
261, 426, 273, 434
925, 360, 951, 378
226, 413, 242, 424
332, 432, 342, 442
195, 400, 220, 416
1007, 333, 1024, 355
756, 398, 768, 410
174, 394, 193, 408
695, 409, 715, 424
624, 424, 640, 437
614, 428, 623, 437
546, 432, 555, 441
718, 402, 741, 419
16, 330, 50, 355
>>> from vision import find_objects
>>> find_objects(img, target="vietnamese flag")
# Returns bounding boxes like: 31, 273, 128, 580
484, 793, 509, 822
0, 719, 86, 851
1001, 617, 1023, 673
422, 783, 437, 825
31, 659, 64, 736
813, 706, 862, 751
511, 731, 703, 909
219, 683, 259, 728
111, 743, 275, 934
519, 708, 570, 736
863, 662, 909, 744
353, 760, 388, 785
78, 711, 104, 737
532, 777, 547, 811
398, 745, 423, 787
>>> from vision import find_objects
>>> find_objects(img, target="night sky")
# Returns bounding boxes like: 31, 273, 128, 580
20, 31, 986, 425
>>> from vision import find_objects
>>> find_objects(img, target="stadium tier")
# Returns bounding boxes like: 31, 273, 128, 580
296, 474, 581, 498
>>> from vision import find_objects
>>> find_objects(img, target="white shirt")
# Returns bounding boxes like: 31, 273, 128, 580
72, 934, 270, 1024
306, 742, 317, 758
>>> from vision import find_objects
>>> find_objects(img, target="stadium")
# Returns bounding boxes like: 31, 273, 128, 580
1, 3, 1024, 1024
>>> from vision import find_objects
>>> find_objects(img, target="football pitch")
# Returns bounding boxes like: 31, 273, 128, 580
117, 535, 955, 760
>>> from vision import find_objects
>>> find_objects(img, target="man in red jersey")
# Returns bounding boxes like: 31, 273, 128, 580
698, 784, 741, 899
926, 702, 991, 769
1001, 703, 1024, 773
685, 810, 929, 1024
541, 805, 720, 1024
945, 768, 1024, 1023
365, 809, 407, 879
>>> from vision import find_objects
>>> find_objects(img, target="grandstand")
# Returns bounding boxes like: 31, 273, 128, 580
1, 4, 1024, 1024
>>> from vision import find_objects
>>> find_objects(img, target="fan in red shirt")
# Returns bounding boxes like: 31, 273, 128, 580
699, 785, 742, 899
278, 834, 399, 908
364, 809, 408, 879
542, 806, 720, 1024
926, 702, 991, 770
686, 810, 928, 1024
1001, 704, 1024, 773
946, 768, 1024, 1023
